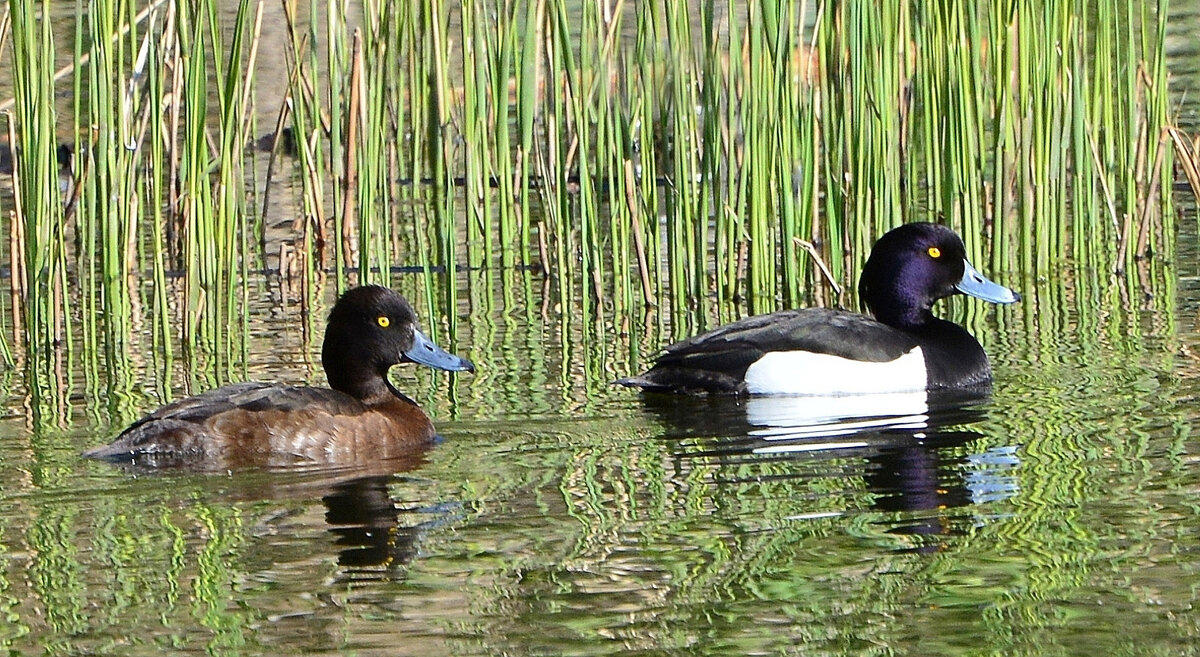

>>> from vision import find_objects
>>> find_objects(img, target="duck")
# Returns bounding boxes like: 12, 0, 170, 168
617, 222, 1019, 395
84, 285, 474, 468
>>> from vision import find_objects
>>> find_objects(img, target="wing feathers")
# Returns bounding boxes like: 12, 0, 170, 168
622, 309, 921, 394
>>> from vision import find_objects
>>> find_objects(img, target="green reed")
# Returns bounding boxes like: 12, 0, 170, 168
0, 0, 1180, 400
631, 2, 664, 308
428, 0, 458, 313
537, 0, 576, 314
7, 0, 267, 393
326, 0, 349, 286
297, 0, 1169, 322
354, 25, 392, 287
460, 0, 492, 271
6, 0, 67, 372
276, 0, 328, 304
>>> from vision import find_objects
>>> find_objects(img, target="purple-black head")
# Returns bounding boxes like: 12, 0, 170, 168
858, 223, 1019, 327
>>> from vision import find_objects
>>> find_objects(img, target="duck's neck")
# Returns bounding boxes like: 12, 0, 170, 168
867, 287, 934, 330
326, 371, 390, 404
332, 371, 420, 406
873, 307, 930, 331
322, 345, 403, 405
911, 317, 991, 388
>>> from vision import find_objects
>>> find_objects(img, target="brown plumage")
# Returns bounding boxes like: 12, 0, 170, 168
85, 286, 474, 469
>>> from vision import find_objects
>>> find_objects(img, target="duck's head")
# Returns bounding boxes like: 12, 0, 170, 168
858, 223, 1019, 327
321, 286, 474, 400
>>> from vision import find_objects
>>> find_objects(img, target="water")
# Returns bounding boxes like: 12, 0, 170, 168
2, 3, 1200, 655
0, 235, 1196, 655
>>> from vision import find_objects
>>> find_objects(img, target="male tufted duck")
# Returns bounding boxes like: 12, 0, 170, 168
85, 285, 474, 468
617, 223, 1019, 395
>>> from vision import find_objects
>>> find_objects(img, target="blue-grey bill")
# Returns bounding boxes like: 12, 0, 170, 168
956, 259, 1021, 304
404, 329, 476, 372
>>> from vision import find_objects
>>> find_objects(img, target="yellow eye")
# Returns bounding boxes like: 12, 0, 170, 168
377, 316, 390, 328
927, 246, 942, 259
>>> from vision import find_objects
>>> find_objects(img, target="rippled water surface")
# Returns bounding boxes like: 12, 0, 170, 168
2, 2, 1200, 655
0, 220, 1196, 655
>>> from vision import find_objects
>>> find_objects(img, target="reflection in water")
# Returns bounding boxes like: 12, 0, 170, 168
323, 474, 427, 577
744, 391, 933, 444
272, 463, 454, 581
103, 448, 444, 580
639, 391, 1019, 546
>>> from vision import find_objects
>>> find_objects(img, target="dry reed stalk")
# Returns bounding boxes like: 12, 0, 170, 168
623, 159, 654, 306
1167, 127, 1200, 201
341, 30, 363, 275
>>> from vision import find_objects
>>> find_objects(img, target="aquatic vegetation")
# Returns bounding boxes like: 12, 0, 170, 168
0, 0, 1178, 372
0, 5, 1193, 653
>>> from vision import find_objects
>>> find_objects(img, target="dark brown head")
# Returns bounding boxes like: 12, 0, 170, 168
321, 286, 474, 402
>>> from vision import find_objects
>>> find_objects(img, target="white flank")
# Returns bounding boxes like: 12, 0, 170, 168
743, 347, 927, 395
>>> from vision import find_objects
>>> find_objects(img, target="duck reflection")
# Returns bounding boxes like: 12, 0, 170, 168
639, 390, 1018, 544
322, 474, 421, 574
251, 458, 449, 580
96, 450, 440, 579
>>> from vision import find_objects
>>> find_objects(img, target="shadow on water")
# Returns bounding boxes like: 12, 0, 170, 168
637, 390, 1019, 548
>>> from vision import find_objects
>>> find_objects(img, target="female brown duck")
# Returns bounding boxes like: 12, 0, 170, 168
85, 285, 474, 468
